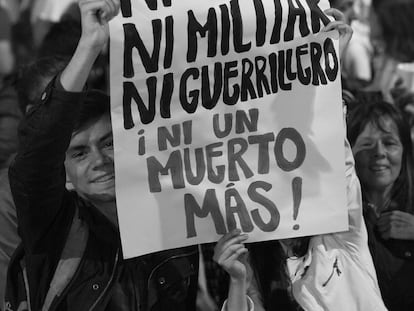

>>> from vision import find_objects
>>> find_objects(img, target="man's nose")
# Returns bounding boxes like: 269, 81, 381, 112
372, 140, 386, 157
92, 149, 111, 168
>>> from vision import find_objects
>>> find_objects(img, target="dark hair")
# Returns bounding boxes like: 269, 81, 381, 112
37, 19, 81, 59
347, 99, 414, 212
73, 89, 111, 133
248, 236, 310, 310
16, 56, 69, 113
372, 0, 414, 62
248, 240, 291, 310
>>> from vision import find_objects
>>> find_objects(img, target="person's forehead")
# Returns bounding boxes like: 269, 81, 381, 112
359, 118, 399, 137
69, 115, 112, 146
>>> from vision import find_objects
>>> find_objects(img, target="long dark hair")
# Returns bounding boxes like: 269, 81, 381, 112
248, 237, 310, 310
347, 99, 414, 212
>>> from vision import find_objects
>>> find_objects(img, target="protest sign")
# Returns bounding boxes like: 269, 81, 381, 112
109, 0, 348, 259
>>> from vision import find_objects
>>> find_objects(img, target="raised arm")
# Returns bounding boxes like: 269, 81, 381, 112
213, 229, 249, 311
321, 8, 353, 62
61, 0, 119, 91
320, 12, 368, 246
213, 229, 264, 311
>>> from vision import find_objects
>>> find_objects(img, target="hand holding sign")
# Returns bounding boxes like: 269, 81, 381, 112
214, 229, 250, 311
213, 229, 249, 282
322, 8, 353, 60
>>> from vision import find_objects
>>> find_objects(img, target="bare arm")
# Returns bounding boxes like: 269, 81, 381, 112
214, 229, 250, 311
322, 8, 353, 61
60, 0, 120, 91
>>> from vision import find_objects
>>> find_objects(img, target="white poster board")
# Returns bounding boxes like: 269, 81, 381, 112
109, 0, 348, 259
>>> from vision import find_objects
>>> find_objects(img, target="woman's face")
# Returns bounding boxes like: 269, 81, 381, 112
353, 118, 403, 194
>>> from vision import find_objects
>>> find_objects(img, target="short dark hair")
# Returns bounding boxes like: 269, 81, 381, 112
16, 56, 69, 113
38, 19, 81, 59
73, 89, 111, 133
347, 99, 414, 212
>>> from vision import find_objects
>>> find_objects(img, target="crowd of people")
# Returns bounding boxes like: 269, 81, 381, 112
0, 0, 414, 310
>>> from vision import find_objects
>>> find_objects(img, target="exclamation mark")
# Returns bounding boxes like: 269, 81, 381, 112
292, 177, 302, 230
138, 129, 146, 155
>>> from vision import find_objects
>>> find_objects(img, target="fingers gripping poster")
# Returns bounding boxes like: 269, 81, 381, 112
110, 0, 348, 259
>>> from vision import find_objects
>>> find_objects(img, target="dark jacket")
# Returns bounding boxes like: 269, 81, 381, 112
5, 79, 199, 311
364, 204, 414, 311
0, 84, 22, 169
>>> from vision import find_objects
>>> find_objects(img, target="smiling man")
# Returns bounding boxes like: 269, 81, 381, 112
64, 95, 118, 223
5, 1, 199, 310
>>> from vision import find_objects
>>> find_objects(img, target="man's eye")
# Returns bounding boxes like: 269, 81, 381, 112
71, 151, 87, 159
104, 140, 114, 148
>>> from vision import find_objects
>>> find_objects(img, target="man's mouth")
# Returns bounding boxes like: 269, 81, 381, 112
92, 174, 115, 183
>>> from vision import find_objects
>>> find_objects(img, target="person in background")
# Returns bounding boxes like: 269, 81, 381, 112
5, 1, 199, 310
29, 0, 78, 48
212, 9, 387, 311
0, 83, 21, 170
329, 0, 357, 23
0, 167, 20, 308
366, 0, 414, 103
0, 0, 30, 23
334, 0, 374, 89
394, 91, 414, 143
0, 5, 15, 89
347, 99, 414, 311
328, 0, 375, 105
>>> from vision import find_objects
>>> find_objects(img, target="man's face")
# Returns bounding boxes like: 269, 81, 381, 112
353, 118, 403, 194
332, 0, 356, 24
65, 114, 115, 203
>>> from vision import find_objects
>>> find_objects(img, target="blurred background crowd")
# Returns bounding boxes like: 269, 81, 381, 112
1, 0, 414, 310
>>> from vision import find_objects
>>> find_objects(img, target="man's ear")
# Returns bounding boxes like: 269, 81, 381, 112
65, 174, 75, 190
